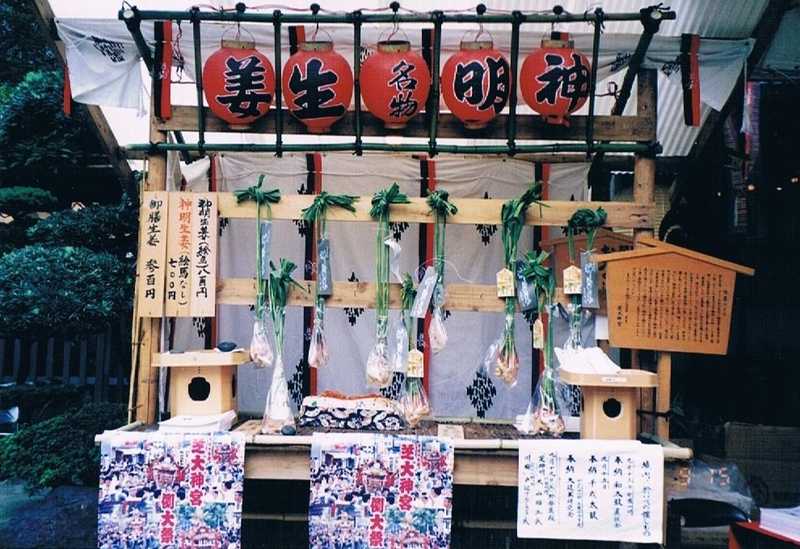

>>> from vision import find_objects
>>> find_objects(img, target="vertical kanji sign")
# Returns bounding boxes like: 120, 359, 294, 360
165, 192, 194, 317
190, 192, 218, 317
137, 191, 169, 317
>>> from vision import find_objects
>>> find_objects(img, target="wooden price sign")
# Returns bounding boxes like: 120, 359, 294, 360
596, 238, 754, 355
164, 192, 194, 317
189, 192, 218, 317
136, 191, 169, 317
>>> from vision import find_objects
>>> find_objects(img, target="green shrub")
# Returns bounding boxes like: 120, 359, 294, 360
0, 402, 125, 491
0, 384, 88, 425
27, 203, 138, 258
0, 245, 133, 337
0, 70, 86, 187
0, 186, 58, 215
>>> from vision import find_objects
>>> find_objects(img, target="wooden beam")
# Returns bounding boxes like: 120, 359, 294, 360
216, 278, 600, 314
217, 193, 654, 229
158, 105, 655, 142
32, 0, 133, 187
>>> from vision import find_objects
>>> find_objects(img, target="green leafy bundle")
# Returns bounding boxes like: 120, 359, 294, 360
564, 207, 608, 262
370, 183, 410, 332
267, 258, 304, 358
500, 182, 546, 270
426, 190, 457, 301
235, 175, 281, 319
301, 191, 359, 235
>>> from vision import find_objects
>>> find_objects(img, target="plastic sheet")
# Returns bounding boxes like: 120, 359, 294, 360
249, 318, 273, 368
260, 356, 295, 433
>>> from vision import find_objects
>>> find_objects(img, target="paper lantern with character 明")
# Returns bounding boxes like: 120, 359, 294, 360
202, 40, 275, 127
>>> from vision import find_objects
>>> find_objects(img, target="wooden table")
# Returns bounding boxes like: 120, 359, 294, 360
729, 521, 800, 548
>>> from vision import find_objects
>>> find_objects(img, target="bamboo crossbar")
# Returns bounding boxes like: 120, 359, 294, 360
216, 194, 653, 228
123, 9, 676, 25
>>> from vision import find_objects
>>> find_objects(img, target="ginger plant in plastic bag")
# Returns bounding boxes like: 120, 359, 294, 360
426, 189, 457, 354
397, 274, 431, 426
301, 191, 359, 369
367, 184, 410, 388
235, 175, 281, 368
517, 250, 568, 437
261, 259, 304, 434
493, 182, 546, 387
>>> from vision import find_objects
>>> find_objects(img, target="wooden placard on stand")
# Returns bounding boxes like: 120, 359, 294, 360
190, 192, 218, 317
136, 191, 169, 317
164, 192, 194, 317
596, 241, 754, 355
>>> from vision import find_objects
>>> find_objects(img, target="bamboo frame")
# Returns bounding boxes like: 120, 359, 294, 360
123, 3, 675, 441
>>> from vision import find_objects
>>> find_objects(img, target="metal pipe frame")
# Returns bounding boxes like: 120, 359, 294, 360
190, 7, 206, 154
272, 10, 284, 157
126, 141, 659, 155
352, 10, 363, 155
585, 7, 604, 156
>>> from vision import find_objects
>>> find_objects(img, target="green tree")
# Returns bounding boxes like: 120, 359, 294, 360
0, 0, 58, 85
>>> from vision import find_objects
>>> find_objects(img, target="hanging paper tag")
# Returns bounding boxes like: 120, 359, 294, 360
259, 221, 272, 279
384, 238, 403, 283
580, 250, 599, 308
411, 266, 437, 318
316, 238, 332, 296
532, 317, 545, 349
496, 268, 515, 297
407, 349, 424, 378
515, 260, 538, 312
563, 265, 582, 295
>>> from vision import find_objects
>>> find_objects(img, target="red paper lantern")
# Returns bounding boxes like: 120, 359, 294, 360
282, 41, 353, 134
440, 40, 510, 129
519, 33, 591, 126
202, 40, 275, 127
361, 41, 431, 129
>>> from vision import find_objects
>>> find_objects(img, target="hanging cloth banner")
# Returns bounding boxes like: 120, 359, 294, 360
153, 20, 173, 120
97, 431, 245, 548
309, 433, 454, 549
517, 439, 664, 544
680, 33, 701, 126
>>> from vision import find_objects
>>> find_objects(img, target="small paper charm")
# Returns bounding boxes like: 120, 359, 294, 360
496, 268, 515, 297
515, 259, 538, 312
407, 349, 424, 378
316, 238, 332, 296
532, 317, 544, 349
563, 265, 582, 295
580, 250, 599, 308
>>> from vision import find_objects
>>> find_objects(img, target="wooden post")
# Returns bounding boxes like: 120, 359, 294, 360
130, 96, 169, 424
632, 68, 668, 438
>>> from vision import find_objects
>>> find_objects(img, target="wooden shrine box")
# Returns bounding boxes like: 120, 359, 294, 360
153, 350, 249, 417
595, 237, 755, 355
561, 368, 658, 439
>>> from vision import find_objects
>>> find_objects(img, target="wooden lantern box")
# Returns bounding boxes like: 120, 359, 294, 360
560, 368, 658, 440
595, 237, 754, 355
153, 350, 249, 417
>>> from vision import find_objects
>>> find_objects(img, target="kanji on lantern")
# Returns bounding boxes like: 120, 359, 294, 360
203, 40, 275, 127
520, 33, 591, 126
441, 40, 510, 129
282, 41, 353, 134
361, 41, 430, 129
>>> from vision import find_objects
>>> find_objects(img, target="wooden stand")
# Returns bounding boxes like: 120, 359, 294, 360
561, 369, 658, 440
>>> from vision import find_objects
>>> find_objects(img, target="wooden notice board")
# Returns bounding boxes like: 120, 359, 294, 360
189, 192, 218, 317
136, 191, 169, 317
605, 252, 736, 355
164, 192, 194, 317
